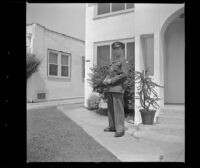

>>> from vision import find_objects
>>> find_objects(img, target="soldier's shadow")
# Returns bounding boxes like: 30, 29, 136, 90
95, 108, 108, 116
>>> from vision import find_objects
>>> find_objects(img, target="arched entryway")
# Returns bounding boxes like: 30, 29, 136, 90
161, 7, 185, 104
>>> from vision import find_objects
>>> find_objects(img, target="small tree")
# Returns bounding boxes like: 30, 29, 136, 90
135, 69, 164, 111
87, 65, 109, 99
26, 53, 40, 81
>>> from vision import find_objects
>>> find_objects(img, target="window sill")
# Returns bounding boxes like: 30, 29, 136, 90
47, 75, 71, 81
93, 8, 134, 20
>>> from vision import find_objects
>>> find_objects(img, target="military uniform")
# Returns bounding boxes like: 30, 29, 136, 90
103, 42, 128, 137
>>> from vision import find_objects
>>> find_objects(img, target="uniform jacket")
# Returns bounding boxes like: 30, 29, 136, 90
104, 57, 128, 93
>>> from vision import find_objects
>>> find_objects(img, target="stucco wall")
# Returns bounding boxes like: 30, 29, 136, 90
85, 3, 184, 124
164, 21, 184, 103
134, 4, 184, 124
27, 24, 85, 102
26, 25, 34, 54
85, 4, 135, 106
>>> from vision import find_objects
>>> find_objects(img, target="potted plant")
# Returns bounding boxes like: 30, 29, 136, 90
135, 70, 164, 125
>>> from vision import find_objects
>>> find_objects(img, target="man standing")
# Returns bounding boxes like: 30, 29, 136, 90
103, 42, 128, 137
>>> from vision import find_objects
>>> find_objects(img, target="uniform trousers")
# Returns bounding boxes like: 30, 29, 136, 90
106, 92, 125, 133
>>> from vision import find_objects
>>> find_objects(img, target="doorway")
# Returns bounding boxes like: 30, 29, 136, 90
164, 13, 185, 104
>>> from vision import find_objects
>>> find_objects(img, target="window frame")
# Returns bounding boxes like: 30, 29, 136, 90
82, 56, 85, 81
94, 38, 135, 66
60, 52, 70, 77
48, 49, 59, 77
94, 3, 134, 20
47, 49, 71, 79
140, 34, 154, 76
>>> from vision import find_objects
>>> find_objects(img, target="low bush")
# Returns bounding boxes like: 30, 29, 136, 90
87, 93, 101, 110
88, 65, 109, 96
123, 63, 135, 111
88, 63, 135, 115
27, 53, 40, 81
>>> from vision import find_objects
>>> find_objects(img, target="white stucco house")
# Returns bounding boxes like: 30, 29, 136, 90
84, 3, 185, 124
26, 23, 85, 102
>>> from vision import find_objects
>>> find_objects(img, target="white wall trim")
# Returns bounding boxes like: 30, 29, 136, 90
33, 96, 84, 103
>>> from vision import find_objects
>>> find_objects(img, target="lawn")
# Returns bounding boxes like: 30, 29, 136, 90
27, 106, 120, 162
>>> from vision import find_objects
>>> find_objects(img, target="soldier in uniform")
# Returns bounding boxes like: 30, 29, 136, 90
103, 42, 128, 137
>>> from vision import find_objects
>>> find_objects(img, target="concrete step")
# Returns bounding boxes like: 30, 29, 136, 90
159, 108, 184, 120
159, 114, 184, 120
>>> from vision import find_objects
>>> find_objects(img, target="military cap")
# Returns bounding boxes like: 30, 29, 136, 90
112, 42, 125, 49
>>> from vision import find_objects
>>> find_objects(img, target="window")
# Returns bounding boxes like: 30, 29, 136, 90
96, 3, 134, 17
97, 45, 110, 67
49, 51, 58, 76
48, 49, 71, 78
112, 3, 125, 12
96, 39, 134, 67
61, 54, 69, 77
97, 3, 110, 15
82, 56, 85, 79
141, 34, 154, 76
127, 42, 135, 65
126, 3, 135, 9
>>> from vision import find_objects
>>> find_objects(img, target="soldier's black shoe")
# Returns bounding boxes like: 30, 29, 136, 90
114, 132, 125, 137
104, 127, 116, 132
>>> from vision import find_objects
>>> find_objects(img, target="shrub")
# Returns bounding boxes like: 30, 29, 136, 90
124, 63, 135, 110
88, 63, 135, 114
87, 93, 101, 110
26, 53, 40, 81
87, 65, 109, 99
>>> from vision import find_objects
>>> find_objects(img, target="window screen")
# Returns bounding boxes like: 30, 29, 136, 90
49, 64, 58, 76
97, 45, 110, 67
141, 35, 154, 75
127, 42, 135, 66
49, 52, 58, 76
61, 66, 69, 77
61, 54, 69, 77
61, 54, 68, 65
126, 3, 134, 9
82, 56, 85, 79
49, 52, 58, 64
112, 3, 125, 12
97, 3, 110, 15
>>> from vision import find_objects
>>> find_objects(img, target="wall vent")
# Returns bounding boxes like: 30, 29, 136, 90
37, 92, 46, 100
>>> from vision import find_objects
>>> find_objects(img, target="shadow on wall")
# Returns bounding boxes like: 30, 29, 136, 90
27, 72, 46, 103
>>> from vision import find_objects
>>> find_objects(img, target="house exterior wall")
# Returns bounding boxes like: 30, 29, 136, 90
85, 3, 184, 124
164, 21, 185, 103
27, 24, 85, 102
134, 3, 184, 124
85, 4, 135, 106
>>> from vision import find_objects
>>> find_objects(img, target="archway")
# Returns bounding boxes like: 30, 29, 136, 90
160, 7, 185, 104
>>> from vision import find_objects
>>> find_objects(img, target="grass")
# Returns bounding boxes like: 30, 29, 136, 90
27, 106, 120, 162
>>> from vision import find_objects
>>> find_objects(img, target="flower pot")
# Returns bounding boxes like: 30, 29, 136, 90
139, 109, 156, 125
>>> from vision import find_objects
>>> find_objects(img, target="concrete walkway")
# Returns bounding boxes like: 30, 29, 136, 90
27, 98, 84, 110
57, 104, 184, 162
